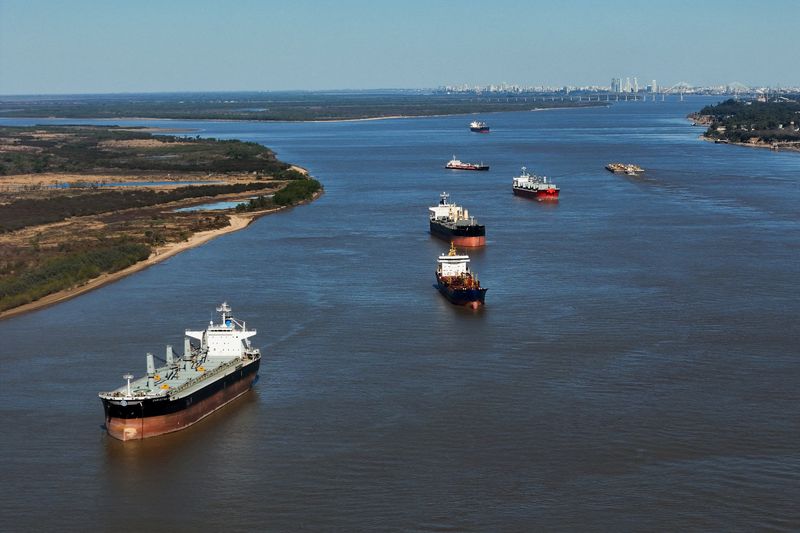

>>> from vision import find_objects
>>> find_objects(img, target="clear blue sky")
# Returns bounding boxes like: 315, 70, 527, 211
1, 0, 798, 95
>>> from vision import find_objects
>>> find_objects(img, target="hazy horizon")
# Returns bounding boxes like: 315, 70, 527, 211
1, 0, 799, 95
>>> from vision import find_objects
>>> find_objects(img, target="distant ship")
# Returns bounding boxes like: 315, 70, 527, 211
469, 120, 490, 133
436, 242, 487, 309
99, 303, 261, 441
429, 192, 486, 247
445, 155, 489, 171
512, 166, 560, 200
606, 162, 644, 175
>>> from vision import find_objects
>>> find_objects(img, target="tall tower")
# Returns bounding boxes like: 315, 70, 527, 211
651, 79, 658, 93
633, 77, 639, 93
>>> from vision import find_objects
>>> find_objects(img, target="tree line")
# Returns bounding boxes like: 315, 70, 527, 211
0, 240, 151, 312
0, 182, 277, 233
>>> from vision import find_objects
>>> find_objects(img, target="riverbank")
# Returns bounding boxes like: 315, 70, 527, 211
690, 99, 800, 153
700, 134, 800, 152
299, 106, 594, 123
4, 104, 603, 126
0, 188, 322, 320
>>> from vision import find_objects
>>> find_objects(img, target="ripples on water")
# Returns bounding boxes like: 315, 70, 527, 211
1, 99, 799, 531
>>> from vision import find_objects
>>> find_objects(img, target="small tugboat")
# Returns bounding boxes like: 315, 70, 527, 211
429, 192, 486, 247
469, 120, 490, 133
445, 155, 489, 171
436, 242, 487, 309
99, 302, 261, 441
512, 166, 560, 200
606, 162, 644, 175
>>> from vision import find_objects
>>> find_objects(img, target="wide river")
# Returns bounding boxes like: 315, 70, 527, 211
1, 98, 799, 531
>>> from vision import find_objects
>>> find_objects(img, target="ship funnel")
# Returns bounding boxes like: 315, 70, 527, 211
166, 344, 174, 366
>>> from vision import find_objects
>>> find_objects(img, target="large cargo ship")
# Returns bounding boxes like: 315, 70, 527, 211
429, 192, 486, 247
512, 166, 560, 200
445, 155, 489, 171
469, 120, 490, 133
99, 303, 261, 441
436, 242, 487, 309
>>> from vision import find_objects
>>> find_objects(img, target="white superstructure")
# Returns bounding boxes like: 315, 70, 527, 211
513, 166, 553, 191
429, 192, 471, 222
185, 302, 258, 358
437, 243, 471, 277
447, 155, 464, 167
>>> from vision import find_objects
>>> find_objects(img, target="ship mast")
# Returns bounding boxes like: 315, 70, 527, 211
217, 302, 232, 325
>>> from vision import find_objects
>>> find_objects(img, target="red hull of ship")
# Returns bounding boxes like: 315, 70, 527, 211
105, 373, 257, 441
451, 235, 486, 247
513, 187, 560, 201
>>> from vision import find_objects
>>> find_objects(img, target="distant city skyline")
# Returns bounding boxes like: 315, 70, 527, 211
1, 0, 799, 95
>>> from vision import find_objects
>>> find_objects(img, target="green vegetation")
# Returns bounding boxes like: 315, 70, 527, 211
0, 125, 288, 176
0, 92, 603, 123
0, 182, 277, 233
236, 177, 322, 212
273, 178, 322, 205
0, 240, 150, 311
275, 168, 309, 180
236, 195, 272, 212
694, 98, 800, 144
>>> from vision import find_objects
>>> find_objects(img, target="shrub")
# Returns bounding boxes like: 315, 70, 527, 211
0, 241, 151, 311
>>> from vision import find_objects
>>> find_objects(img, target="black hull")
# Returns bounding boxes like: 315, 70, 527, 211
429, 220, 485, 239
436, 277, 487, 307
512, 187, 560, 200
445, 165, 490, 171
101, 358, 260, 420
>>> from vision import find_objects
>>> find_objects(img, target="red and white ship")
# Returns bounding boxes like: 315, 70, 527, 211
512, 166, 560, 201
445, 155, 489, 171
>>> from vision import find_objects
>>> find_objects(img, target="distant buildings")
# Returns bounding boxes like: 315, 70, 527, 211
437, 80, 798, 98
609, 76, 658, 93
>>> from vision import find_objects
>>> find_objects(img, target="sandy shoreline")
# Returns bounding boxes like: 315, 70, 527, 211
294, 106, 601, 123
0, 189, 322, 321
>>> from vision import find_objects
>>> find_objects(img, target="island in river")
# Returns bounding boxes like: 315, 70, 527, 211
689, 97, 800, 152
0, 90, 604, 122
0, 125, 321, 318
